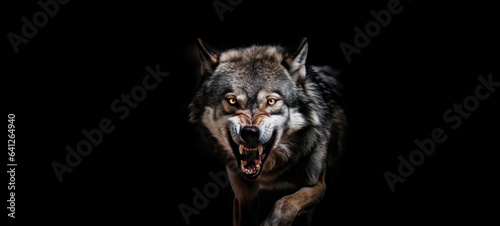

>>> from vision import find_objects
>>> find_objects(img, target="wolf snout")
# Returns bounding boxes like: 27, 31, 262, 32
240, 126, 260, 146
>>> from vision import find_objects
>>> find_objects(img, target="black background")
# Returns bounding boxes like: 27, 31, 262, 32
4, 0, 499, 225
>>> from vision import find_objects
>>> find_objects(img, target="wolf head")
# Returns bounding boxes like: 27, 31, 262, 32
189, 38, 322, 181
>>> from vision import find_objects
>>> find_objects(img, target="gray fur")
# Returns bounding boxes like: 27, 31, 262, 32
189, 38, 346, 225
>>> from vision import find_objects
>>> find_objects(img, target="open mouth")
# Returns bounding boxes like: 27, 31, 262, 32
229, 133, 275, 181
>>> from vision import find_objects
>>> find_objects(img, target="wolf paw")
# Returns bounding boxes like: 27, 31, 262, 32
261, 198, 298, 226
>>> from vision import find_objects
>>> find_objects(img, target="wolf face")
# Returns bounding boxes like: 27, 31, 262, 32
190, 38, 330, 183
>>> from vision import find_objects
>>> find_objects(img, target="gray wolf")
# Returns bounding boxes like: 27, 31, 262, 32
189, 38, 346, 225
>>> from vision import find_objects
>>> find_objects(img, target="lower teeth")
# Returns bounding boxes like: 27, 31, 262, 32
240, 160, 261, 175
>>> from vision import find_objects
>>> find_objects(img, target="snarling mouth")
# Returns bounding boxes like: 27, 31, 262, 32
229, 134, 275, 181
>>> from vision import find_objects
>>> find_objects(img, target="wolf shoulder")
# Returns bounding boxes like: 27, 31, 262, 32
305, 65, 344, 109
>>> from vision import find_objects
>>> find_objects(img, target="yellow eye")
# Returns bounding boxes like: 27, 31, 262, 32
267, 98, 277, 106
227, 98, 237, 105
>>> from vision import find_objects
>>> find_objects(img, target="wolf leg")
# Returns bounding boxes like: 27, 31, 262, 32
233, 197, 260, 226
261, 170, 326, 226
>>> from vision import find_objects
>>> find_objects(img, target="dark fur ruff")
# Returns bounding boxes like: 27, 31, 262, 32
189, 38, 346, 226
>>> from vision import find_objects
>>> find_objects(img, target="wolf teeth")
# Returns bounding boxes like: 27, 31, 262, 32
239, 145, 244, 155
240, 160, 261, 175
239, 144, 263, 155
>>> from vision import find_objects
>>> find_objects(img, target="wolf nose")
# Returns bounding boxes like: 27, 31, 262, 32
241, 126, 260, 147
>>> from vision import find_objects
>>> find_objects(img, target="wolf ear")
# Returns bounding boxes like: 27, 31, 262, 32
282, 37, 308, 85
196, 38, 219, 76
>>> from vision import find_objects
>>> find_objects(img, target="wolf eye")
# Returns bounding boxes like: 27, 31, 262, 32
267, 98, 277, 106
227, 98, 238, 105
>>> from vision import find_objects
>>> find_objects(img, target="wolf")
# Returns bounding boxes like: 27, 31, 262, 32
189, 38, 346, 226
